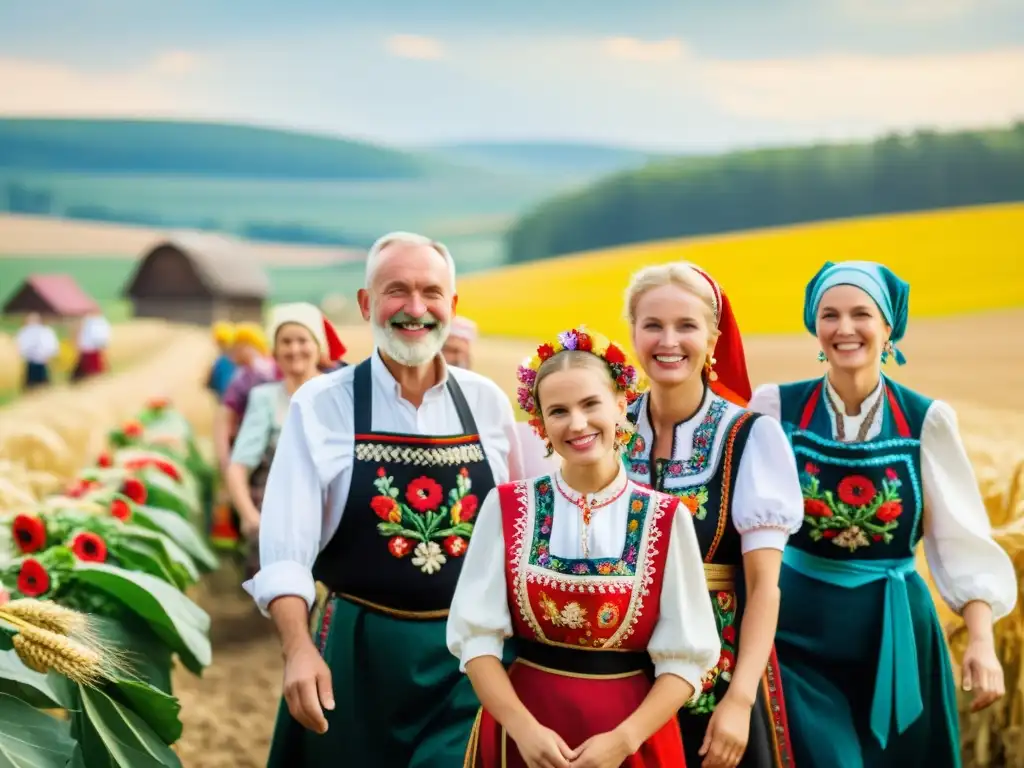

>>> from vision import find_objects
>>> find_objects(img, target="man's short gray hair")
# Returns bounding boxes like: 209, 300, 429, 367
365, 231, 456, 292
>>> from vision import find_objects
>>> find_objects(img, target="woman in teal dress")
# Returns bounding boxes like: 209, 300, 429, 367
748, 260, 1016, 767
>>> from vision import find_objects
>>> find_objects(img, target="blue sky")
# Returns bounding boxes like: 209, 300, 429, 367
1, 0, 1022, 151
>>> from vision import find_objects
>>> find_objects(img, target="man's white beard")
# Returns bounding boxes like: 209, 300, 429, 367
372, 318, 449, 367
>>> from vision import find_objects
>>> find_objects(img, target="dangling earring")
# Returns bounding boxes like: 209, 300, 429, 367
881, 340, 894, 365
704, 355, 719, 382
817, 350, 827, 363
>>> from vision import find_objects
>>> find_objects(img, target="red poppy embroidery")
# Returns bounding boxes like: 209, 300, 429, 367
388, 536, 412, 558
803, 499, 832, 517
406, 477, 443, 513
800, 465, 905, 551
837, 475, 877, 506
12, 515, 46, 554
444, 536, 468, 557
371, 496, 402, 523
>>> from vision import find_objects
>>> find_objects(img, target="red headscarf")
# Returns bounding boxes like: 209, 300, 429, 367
688, 265, 752, 406
322, 316, 347, 361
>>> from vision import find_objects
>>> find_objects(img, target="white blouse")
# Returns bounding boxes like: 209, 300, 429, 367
16, 323, 59, 364
630, 392, 804, 553
243, 351, 525, 615
77, 315, 110, 351
749, 379, 1017, 621
447, 467, 722, 702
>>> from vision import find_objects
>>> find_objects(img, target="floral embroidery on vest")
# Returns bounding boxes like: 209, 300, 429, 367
801, 462, 905, 551
628, 397, 729, 481
687, 590, 738, 715
675, 485, 710, 521
371, 466, 478, 573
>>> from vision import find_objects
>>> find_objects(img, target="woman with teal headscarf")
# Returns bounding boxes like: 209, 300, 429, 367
748, 260, 1016, 767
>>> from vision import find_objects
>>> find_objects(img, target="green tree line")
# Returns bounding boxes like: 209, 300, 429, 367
505, 122, 1024, 263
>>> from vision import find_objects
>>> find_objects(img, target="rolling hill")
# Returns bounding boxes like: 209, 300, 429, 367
426, 141, 664, 175
0, 118, 457, 180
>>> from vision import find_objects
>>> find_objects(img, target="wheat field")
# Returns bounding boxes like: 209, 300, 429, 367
456, 202, 1024, 342
0, 310, 1021, 766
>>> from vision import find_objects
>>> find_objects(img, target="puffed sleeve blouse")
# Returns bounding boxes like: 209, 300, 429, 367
446, 468, 722, 702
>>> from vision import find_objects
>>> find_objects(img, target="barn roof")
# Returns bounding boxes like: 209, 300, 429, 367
2, 273, 100, 316
133, 232, 270, 299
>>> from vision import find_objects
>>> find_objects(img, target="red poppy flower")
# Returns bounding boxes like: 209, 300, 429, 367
121, 478, 148, 505
718, 649, 736, 672
406, 477, 443, 513
444, 536, 468, 557
11, 514, 46, 554
876, 501, 903, 523
537, 343, 555, 361
804, 462, 820, 475
822, 529, 838, 539
837, 476, 877, 507
17, 559, 50, 597
388, 536, 412, 558
604, 344, 626, 364
804, 499, 832, 518
721, 625, 737, 644
97, 452, 113, 468
370, 496, 401, 523
577, 333, 593, 352
71, 532, 108, 563
110, 499, 132, 522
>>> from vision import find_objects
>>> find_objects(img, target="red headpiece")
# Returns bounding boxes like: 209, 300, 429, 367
322, 317, 347, 361
689, 265, 752, 406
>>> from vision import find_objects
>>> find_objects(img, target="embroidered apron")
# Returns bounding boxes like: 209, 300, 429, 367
775, 378, 960, 768
626, 393, 796, 768
266, 357, 495, 768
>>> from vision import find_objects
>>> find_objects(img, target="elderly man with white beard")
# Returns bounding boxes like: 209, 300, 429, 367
246, 231, 524, 767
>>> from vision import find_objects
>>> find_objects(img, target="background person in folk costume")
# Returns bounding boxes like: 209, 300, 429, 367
443, 315, 477, 368
244, 231, 525, 767
16, 312, 59, 391
448, 327, 721, 768
70, 310, 111, 381
226, 303, 345, 581
623, 263, 804, 768
206, 321, 238, 399
748, 261, 1016, 768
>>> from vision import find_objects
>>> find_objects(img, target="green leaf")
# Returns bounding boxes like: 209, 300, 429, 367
0, 650, 72, 709
108, 678, 183, 745
78, 686, 182, 767
0, 692, 76, 767
111, 538, 180, 587
138, 471, 199, 520
375, 523, 423, 540
134, 505, 218, 572
122, 527, 199, 587
69, 563, 211, 675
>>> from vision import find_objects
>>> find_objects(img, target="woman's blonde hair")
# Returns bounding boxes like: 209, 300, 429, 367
624, 262, 719, 335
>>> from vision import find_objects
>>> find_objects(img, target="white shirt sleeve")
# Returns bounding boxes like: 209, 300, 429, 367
732, 416, 804, 553
446, 488, 512, 670
921, 400, 1017, 621
247, 395, 325, 615
648, 502, 722, 703
747, 383, 782, 420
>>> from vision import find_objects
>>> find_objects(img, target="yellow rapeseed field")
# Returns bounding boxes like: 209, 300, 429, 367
457, 202, 1024, 343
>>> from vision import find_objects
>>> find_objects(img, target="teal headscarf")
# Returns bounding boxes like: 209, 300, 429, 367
803, 260, 910, 365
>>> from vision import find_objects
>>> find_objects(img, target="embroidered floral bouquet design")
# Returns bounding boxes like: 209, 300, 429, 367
687, 590, 737, 715
801, 463, 904, 551
371, 467, 477, 574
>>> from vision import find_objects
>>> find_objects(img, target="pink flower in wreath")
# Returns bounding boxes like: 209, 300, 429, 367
406, 477, 443, 513
837, 475, 877, 506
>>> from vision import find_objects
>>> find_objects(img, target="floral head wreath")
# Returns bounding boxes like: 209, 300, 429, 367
516, 327, 641, 440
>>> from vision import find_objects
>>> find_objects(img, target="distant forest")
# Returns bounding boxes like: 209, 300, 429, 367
505, 122, 1024, 263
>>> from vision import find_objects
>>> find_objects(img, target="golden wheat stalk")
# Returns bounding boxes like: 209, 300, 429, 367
1, 599, 90, 636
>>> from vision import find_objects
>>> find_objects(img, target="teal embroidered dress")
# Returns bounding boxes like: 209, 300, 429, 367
751, 375, 1017, 768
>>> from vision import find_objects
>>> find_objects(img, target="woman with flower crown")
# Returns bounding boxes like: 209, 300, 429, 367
447, 327, 721, 768
746, 261, 1016, 767
622, 262, 804, 768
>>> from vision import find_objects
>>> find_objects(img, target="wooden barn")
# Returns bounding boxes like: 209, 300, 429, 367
123, 234, 270, 325
2, 274, 100, 319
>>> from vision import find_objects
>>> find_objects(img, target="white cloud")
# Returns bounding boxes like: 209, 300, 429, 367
601, 37, 688, 63
0, 57, 182, 115
149, 50, 204, 76
384, 34, 446, 61
697, 48, 1024, 127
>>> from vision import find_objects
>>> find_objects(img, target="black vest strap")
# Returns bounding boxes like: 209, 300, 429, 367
353, 355, 481, 436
